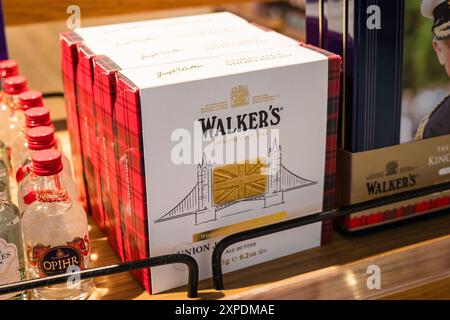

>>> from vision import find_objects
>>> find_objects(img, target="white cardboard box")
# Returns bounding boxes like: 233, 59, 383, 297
102, 31, 299, 70
119, 45, 330, 293
75, 11, 248, 43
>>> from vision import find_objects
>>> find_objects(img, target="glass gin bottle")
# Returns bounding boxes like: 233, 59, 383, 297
18, 126, 72, 180
0, 184, 25, 300
22, 149, 93, 300
0, 75, 28, 148
17, 126, 76, 215
11, 98, 49, 176
0, 60, 19, 107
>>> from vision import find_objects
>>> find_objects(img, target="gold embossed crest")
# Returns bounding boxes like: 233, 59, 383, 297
213, 159, 267, 205
231, 85, 249, 107
385, 161, 399, 176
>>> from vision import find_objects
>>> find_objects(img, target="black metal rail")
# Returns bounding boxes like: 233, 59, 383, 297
0, 254, 199, 299
42, 91, 65, 99
212, 181, 450, 290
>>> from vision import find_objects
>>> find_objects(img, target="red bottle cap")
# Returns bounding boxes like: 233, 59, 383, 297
32, 149, 63, 176
3, 75, 28, 95
24, 107, 52, 128
0, 60, 19, 78
19, 91, 43, 110
26, 126, 56, 151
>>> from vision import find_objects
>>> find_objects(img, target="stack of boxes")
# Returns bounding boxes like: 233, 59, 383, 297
61, 12, 341, 293
60, 2, 450, 294
306, 0, 450, 231
61, 12, 268, 256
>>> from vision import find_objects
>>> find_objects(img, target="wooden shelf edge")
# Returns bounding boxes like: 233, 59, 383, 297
225, 234, 450, 300
2, 0, 281, 26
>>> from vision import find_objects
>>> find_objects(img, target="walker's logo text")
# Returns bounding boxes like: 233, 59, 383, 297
39, 246, 83, 276
365, 161, 418, 196
198, 105, 282, 138
231, 85, 249, 107
366, 174, 417, 196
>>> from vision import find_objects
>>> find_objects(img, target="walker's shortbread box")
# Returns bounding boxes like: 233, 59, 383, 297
60, 11, 250, 229
115, 45, 340, 293
76, 24, 272, 238
63, 15, 297, 258
92, 31, 299, 260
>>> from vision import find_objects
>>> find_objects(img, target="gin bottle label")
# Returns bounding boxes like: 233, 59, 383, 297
39, 246, 83, 276
0, 238, 20, 299
27, 235, 89, 277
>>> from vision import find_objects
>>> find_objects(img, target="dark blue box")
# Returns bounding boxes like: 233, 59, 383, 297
0, 0, 8, 60
307, 0, 405, 152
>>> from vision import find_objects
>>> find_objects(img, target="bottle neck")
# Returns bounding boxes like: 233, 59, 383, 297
36, 172, 63, 191
35, 172, 69, 203
0, 180, 8, 203
6, 94, 20, 111
29, 145, 57, 155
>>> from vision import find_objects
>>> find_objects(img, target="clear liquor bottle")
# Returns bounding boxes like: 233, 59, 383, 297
17, 126, 76, 216
0, 185, 26, 300
22, 150, 94, 300
10, 93, 46, 176
0, 60, 19, 110
0, 75, 28, 149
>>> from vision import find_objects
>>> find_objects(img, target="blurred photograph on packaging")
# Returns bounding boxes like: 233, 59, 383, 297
401, 0, 450, 142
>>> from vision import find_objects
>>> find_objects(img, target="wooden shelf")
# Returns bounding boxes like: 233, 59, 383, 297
53, 131, 450, 300
83, 200, 450, 300
228, 232, 450, 299
2, 0, 281, 26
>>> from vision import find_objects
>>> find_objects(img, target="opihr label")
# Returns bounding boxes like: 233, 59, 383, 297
27, 236, 89, 276
0, 238, 20, 296
39, 246, 82, 276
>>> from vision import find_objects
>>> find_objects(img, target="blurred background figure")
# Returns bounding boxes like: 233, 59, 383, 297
413, 0, 450, 140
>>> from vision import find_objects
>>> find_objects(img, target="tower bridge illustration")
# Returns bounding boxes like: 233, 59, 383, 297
155, 141, 317, 225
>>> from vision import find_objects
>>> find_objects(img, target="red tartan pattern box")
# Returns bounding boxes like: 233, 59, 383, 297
60, 12, 258, 234
60, 31, 88, 210
114, 44, 341, 293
